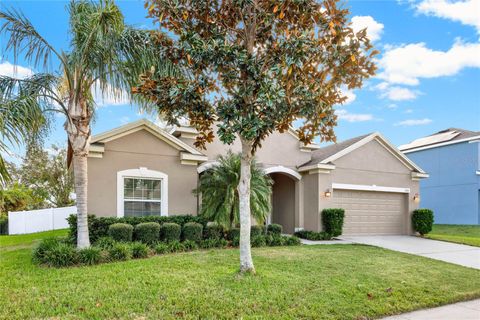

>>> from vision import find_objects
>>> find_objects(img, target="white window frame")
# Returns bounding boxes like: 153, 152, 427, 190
117, 168, 168, 217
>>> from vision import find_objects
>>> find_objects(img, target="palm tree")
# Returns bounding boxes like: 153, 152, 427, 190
194, 152, 273, 229
0, 0, 174, 248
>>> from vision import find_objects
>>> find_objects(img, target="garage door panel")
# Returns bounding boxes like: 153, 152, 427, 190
332, 189, 407, 235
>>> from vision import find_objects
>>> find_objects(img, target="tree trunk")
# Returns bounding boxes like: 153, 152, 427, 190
238, 138, 255, 273
73, 152, 90, 248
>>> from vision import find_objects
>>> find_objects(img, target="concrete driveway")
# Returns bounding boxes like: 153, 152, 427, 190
340, 236, 480, 269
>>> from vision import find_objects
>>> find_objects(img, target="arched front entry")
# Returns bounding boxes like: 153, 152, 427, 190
264, 166, 301, 234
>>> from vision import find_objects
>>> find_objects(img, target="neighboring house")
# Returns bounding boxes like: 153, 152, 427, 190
399, 128, 480, 225
87, 119, 427, 235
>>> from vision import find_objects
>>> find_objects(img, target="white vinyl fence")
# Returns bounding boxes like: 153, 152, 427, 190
8, 206, 77, 235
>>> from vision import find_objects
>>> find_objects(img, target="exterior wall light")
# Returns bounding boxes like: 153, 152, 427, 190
413, 193, 420, 203
324, 190, 332, 198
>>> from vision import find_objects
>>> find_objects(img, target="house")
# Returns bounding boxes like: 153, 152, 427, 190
399, 128, 480, 225
87, 119, 428, 235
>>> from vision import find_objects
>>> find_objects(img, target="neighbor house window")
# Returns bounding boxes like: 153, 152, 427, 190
123, 178, 162, 217
117, 168, 168, 217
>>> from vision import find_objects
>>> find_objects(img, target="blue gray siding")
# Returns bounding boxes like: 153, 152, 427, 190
406, 142, 480, 225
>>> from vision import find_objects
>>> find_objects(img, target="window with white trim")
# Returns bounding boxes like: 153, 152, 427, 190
123, 177, 162, 216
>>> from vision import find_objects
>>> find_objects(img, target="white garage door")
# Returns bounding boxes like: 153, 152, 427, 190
332, 189, 407, 235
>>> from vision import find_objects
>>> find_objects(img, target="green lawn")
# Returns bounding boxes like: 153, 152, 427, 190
1, 231, 479, 319
425, 224, 480, 247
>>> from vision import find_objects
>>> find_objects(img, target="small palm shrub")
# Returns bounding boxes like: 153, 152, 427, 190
251, 225, 265, 237
194, 152, 272, 228
412, 209, 434, 236
154, 242, 170, 254
108, 223, 133, 242
183, 240, 199, 251
182, 222, 203, 242
43, 243, 78, 267
130, 242, 149, 259
108, 243, 132, 261
227, 228, 240, 241
251, 235, 266, 247
33, 238, 62, 264
78, 247, 103, 265
267, 235, 286, 247
200, 238, 219, 249
160, 223, 181, 242
294, 230, 331, 241
167, 240, 185, 253
94, 236, 116, 250
285, 236, 301, 246
267, 224, 282, 235
204, 222, 224, 240
231, 236, 240, 247
134, 222, 160, 244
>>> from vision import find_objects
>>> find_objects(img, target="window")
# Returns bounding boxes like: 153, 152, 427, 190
123, 178, 162, 217
117, 168, 168, 217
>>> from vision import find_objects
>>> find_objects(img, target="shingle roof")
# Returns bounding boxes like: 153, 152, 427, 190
398, 128, 480, 151
299, 133, 372, 167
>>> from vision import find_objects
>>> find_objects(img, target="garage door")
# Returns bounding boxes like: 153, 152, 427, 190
332, 189, 407, 235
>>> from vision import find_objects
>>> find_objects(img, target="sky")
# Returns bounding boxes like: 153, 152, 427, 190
1, 0, 479, 162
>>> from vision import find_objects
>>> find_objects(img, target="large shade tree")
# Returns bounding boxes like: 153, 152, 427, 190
136, 0, 378, 273
0, 0, 174, 248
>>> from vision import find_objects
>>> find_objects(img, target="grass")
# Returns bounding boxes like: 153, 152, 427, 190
425, 224, 480, 247
0, 229, 68, 249
1, 232, 479, 319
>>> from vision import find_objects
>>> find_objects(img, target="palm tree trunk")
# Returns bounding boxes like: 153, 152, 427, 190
238, 138, 255, 273
73, 152, 90, 248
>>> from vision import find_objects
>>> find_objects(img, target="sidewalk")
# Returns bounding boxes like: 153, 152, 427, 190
381, 299, 480, 320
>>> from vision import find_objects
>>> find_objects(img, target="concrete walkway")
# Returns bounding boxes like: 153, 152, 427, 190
381, 299, 480, 320
340, 235, 480, 269
300, 239, 353, 245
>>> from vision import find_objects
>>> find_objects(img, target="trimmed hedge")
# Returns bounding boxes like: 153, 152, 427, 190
322, 208, 345, 237
67, 214, 207, 243
0, 215, 8, 235
182, 222, 203, 242
267, 224, 282, 235
412, 209, 434, 236
251, 225, 266, 237
134, 222, 160, 244
226, 228, 240, 241
108, 223, 133, 242
161, 223, 181, 242
204, 223, 224, 240
294, 230, 331, 241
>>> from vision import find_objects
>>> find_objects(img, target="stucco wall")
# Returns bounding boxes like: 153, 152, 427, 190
88, 129, 198, 217
303, 139, 420, 234
406, 142, 480, 224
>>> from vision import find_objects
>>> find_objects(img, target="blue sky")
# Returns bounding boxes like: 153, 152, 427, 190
1, 0, 479, 161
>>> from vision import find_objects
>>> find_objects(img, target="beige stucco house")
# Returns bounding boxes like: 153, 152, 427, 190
87, 119, 428, 235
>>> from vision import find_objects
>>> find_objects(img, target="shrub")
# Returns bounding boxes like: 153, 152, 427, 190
182, 222, 203, 242
412, 209, 434, 236
43, 243, 78, 267
217, 238, 228, 248
108, 223, 133, 242
267, 223, 282, 235
294, 230, 331, 241
267, 235, 285, 247
204, 222, 224, 240
167, 240, 185, 253
200, 238, 218, 249
0, 214, 8, 235
33, 238, 62, 264
130, 242, 150, 259
285, 236, 301, 246
154, 242, 170, 255
94, 236, 116, 250
78, 247, 103, 265
160, 223, 181, 242
251, 225, 265, 237
183, 240, 198, 251
226, 228, 240, 240
231, 236, 240, 247
134, 222, 160, 244
251, 235, 266, 247
108, 243, 132, 261
322, 208, 345, 237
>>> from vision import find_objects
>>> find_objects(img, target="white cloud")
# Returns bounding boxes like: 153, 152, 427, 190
0, 61, 34, 78
395, 118, 433, 126
351, 16, 384, 42
405, 108, 414, 114
387, 103, 398, 109
340, 86, 356, 105
416, 0, 480, 33
335, 109, 374, 122
378, 41, 480, 85
381, 86, 418, 101
92, 81, 131, 107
